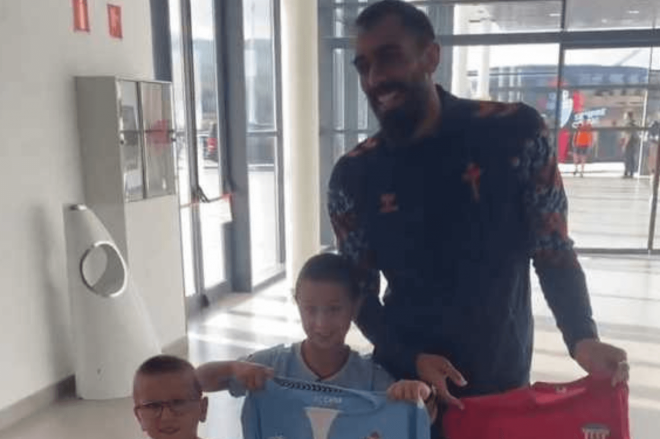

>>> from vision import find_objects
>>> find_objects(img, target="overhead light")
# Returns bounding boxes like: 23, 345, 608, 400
627, 10, 641, 14
601, 19, 609, 23
549, 12, 560, 17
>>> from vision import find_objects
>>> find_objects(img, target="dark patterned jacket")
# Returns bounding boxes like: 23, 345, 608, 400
328, 86, 597, 397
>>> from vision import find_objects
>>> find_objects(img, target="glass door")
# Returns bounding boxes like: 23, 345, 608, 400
557, 44, 660, 251
191, 0, 230, 296
171, 0, 233, 313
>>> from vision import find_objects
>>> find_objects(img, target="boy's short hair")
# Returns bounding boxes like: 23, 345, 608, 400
295, 253, 360, 302
355, 0, 436, 47
134, 355, 202, 397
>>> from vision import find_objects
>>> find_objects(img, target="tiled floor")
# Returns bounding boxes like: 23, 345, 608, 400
2, 253, 659, 439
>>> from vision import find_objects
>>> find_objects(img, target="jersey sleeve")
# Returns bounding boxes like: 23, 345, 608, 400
228, 345, 285, 397
522, 123, 599, 355
369, 358, 396, 392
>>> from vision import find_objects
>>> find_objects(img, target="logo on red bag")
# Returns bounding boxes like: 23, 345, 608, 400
582, 424, 610, 439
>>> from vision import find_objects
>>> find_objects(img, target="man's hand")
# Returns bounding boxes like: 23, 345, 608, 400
575, 339, 629, 385
416, 353, 467, 409
387, 380, 432, 403
231, 361, 275, 391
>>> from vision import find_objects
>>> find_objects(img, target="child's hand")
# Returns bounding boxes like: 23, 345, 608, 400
387, 380, 432, 403
231, 361, 275, 391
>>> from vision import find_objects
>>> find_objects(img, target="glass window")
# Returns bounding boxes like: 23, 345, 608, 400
444, 44, 560, 120
564, 48, 653, 86
409, 1, 562, 35
558, 46, 659, 250
357, 73, 369, 130
169, 0, 195, 297
332, 1, 561, 37
244, 0, 277, 131
567, 0, 659, 30
191, 0, 226, 286
333, 134, 346, 162
192, 0, 222, 200
333, 49, 345, 130
561, 137, 650, 249
333, 5, 362, 37
247, 135, 281, 282
560, 48, 657, 133
170, 0, 190, 207
244, 0, 283, 284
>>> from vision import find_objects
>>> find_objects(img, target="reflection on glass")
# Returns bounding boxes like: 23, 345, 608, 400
179, 207, 197, 296
170, 0, 195, 296
558, 46, 659, 250
558, 48, 656, 165
192, 0, 225, 288
357, 69, 369, 130
170, 0, 190, 207
563, 171, 651, 249
200, 202, 226, 288
244, 0, 282, 284
564, 48, 652, 86
333, 134, 345, 162
333, 49, 345, 130
247, 136, 280, 282
192, 0, 222, 199
119, 131, 144, 202
567, 0, 659, 30
447, 44, 560, 119
244, 0, 276, 131
142, 83, 176, 197
118, 81, 144, 202
119, 81, 140, 131
330, 1, 561, 36
333, 6, 363, 38
446, 1, 561, 35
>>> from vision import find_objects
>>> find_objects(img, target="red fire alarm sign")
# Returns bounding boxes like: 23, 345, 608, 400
72, 0, 90, 32
108, 4, 123, 39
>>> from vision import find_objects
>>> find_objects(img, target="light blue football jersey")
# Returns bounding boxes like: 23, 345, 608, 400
241, 377, 431, 439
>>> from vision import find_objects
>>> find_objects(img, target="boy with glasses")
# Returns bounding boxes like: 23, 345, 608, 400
133, 355, 209, 439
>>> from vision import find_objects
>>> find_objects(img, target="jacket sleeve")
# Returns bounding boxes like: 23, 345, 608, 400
523, 128, 599, 356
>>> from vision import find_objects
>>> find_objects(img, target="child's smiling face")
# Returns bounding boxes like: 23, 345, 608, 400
296, 280, 357, 351
133, 371, 208, 439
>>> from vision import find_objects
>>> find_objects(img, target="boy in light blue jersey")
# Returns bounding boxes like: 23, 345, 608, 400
197, 252, 436, 406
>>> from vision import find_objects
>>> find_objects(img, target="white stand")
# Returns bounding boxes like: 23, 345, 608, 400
63, 204, 161, 400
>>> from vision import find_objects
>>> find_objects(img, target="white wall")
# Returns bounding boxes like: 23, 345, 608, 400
0, 0, 186, 412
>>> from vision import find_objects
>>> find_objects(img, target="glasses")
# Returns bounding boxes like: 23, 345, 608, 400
135, 399, 201, 419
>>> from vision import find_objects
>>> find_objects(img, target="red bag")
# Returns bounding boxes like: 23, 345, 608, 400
443, 376, 629, 439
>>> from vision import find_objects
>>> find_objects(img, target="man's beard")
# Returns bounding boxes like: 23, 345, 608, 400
369, 80, 429, 144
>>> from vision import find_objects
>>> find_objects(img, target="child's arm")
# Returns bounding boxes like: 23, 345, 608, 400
387, 379, 431, 402
387, 380, 438, 421
196, 361, 274, 392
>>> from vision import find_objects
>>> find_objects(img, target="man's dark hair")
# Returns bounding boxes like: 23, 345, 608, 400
355, 0, 436, 46
295, 253, 360, 302
134, 355, 202, 396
